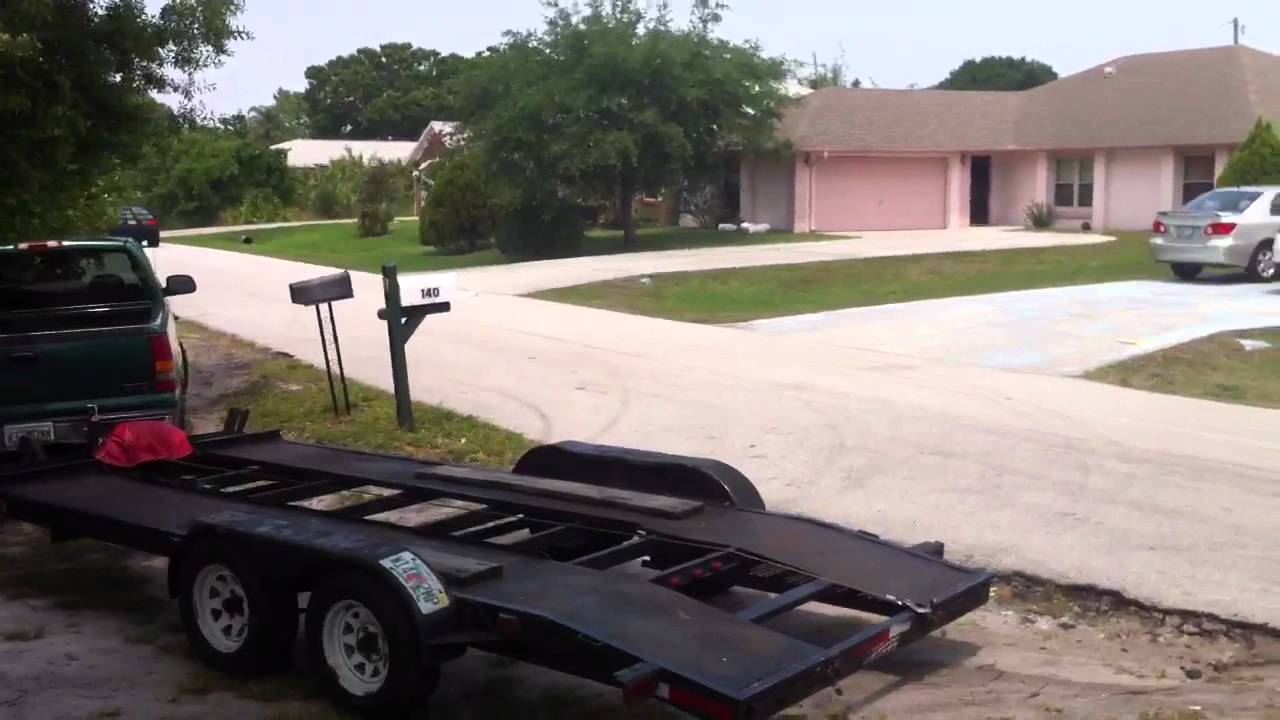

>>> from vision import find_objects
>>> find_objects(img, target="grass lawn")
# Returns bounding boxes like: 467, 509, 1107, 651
181, 321, 532, 467
1087, 327, 1280, 410
169, 220, 826, 274
532, 231, 1165, 323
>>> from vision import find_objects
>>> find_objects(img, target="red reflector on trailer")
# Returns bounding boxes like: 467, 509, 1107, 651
659, 683, 735, 720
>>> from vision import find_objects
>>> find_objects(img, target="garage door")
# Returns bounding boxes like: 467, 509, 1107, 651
812, 157, 947, 231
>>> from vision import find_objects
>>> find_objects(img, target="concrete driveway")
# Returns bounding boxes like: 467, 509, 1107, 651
159, 243, 1280, 628
739, 277, 1280, 375
457, 226, 1113, 295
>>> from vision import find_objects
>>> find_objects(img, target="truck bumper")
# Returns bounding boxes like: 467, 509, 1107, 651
3, 410, 175, 450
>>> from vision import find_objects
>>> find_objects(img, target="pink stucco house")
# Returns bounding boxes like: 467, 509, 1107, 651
741, 45, 1280, 232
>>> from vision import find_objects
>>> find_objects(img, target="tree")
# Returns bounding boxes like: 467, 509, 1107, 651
0, 0, 249, 241
247, 88, 309, 144
1217, 118, 1280, 187
302, 43, 466, 139
120, 116, 294, 227
454, 0, 788, 250
418, 152, 496, 254
798, 50, 861, 90
935, 56, 1057, 91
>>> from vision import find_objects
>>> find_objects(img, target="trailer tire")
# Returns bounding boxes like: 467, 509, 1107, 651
513, 441, 766, 511
306, 570, 439, 718
176, 540, 299, 676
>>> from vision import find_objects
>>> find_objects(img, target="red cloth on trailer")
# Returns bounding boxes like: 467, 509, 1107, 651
94, 421, 193, 467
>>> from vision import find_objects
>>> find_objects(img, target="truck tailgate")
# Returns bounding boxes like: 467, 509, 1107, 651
0, 323, 157, 407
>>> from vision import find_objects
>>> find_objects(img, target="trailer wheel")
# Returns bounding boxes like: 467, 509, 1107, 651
177, 540, 298, 675
306, 571, 439, 717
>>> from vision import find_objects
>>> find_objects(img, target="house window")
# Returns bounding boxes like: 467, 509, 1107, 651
1054, 158, 1094, 208
1182, 155, 1215, 206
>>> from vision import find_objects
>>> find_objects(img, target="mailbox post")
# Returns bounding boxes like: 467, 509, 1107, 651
379, 265, 453, 431
288, 271, 354, 416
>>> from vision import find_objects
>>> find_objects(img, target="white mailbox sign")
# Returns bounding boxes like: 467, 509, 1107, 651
398, 271, 456, 309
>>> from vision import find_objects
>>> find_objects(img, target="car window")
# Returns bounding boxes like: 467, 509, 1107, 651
1182, 190, 1262, 213
0, 247, 156, 311
1271, 194, 1280, 217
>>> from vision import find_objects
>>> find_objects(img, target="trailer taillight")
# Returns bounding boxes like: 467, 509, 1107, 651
150, 334, 176, 392
660, 684, 735, 720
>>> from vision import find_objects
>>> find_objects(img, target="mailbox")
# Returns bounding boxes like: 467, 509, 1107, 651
289, 271, 354, 307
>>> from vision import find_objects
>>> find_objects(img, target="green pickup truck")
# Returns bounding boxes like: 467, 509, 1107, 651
0, 239, 196, 452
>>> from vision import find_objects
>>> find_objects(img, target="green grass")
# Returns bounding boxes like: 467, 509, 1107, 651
533, 231, 1165, 323
227, 355, 532, 468
1087, 327, 1280, 409
170, 221, 826, 274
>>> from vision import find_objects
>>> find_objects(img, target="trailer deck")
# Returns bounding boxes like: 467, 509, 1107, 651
0, 429, 994, 718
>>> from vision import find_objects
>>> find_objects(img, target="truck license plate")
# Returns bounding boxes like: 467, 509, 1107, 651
3, 422, 54, 449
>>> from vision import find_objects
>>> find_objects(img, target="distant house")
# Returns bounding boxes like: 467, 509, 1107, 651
742, 45, 1280, 232
407, 121, 464, 212
270, 139, 419, 168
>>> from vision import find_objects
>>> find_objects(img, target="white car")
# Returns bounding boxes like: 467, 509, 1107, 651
1149, 186, 1278, 282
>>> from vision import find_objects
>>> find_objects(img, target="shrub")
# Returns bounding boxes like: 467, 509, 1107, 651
495, 197, 584, 259
225, 189, 288, 225
1217, 118, 1280, 187
357, 205, 393, 237
418, 154, 496, 255
355, 161, 399, 238
1024, 201, 1056, 229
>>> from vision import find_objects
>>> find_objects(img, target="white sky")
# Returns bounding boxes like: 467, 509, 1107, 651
173, 0, 1276, 114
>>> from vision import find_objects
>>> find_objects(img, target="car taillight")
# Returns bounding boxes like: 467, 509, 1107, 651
150, 334, 176, 392
1204, 222, 1238, 236
145, 218, 159, 226
1152, 220, 1168, 234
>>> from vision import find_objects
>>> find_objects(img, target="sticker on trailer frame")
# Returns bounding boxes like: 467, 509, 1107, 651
380, 551, 450, 615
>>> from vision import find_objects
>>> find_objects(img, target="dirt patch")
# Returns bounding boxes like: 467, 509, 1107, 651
1, 324, 1278, 719
178, 320, 283, 433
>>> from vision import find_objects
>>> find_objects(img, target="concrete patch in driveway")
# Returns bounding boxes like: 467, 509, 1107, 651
737, 278, 1280, 375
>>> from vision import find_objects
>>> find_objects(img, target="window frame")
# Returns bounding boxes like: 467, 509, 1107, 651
1054, 157, 1094, 209
1181, 155, 1216, 207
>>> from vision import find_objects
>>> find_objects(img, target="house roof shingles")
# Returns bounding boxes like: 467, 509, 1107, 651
782, 45, 1280, 153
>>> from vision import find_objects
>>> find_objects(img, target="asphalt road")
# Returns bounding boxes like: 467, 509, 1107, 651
160, 243, 1280, 627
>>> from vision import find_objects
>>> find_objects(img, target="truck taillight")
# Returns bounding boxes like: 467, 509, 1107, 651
150, 334, 176, 392
1204, 222, 1238, 236
1152, 220, 1168, 234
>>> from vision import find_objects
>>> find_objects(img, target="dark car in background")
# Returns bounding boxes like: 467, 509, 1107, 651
109, 206, 161, 247
0, 239, 195, 452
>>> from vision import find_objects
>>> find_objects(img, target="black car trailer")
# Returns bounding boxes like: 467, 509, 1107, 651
0, 421, 993, 719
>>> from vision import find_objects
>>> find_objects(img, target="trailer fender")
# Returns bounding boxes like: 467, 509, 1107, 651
512, 441, 766, 510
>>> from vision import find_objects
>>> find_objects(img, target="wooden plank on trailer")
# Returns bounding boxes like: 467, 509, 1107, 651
416, 466, 703, 520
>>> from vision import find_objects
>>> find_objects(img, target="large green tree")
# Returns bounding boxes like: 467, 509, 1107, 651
246, 88, 309, 145
302, 43, 466, 139
935, 56, 1057, 91
0, 0, 248, 241
455, 0, 788, 249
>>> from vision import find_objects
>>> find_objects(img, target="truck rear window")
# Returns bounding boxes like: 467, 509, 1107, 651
0, 247, 156, 312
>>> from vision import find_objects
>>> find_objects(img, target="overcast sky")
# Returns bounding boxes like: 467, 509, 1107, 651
180, 0, 1275, 115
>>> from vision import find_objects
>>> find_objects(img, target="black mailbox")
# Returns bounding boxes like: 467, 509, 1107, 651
289, 271, 353, 306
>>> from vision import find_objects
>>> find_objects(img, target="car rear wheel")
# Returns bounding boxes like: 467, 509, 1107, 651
1246, 241, 1276, 282
1170, 263, 1203, 281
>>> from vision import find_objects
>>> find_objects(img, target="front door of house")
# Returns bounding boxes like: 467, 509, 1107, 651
969, 155, 992, 225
